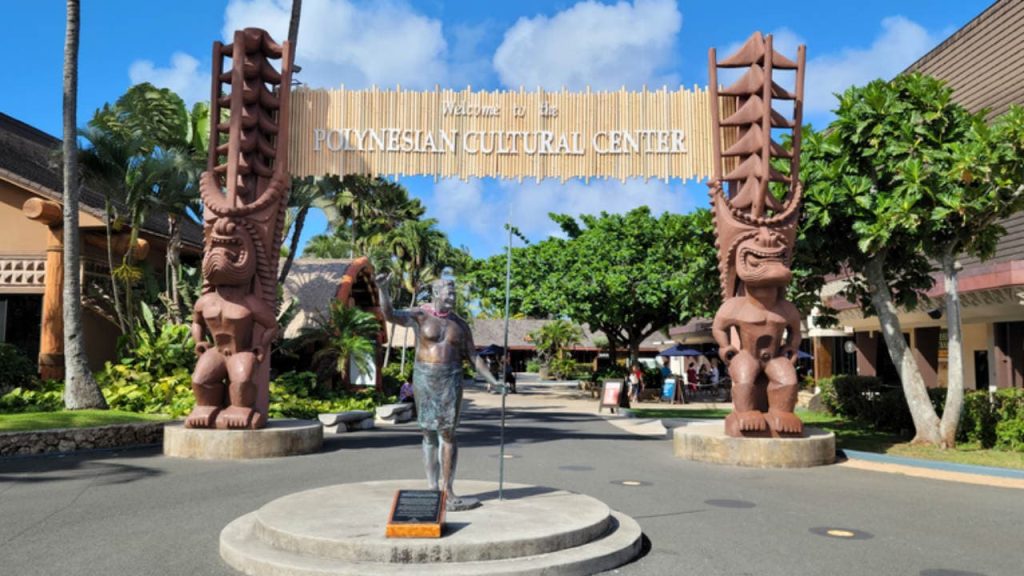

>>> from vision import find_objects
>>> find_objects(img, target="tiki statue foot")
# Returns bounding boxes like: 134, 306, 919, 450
217, 406, 259, 429
185, 405, 221, 429
766, 410, 803, 436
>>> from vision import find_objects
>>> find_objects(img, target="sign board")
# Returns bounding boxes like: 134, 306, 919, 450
598, 381, 623, 413
386, 489, 446, 538
289, 86, 731, 182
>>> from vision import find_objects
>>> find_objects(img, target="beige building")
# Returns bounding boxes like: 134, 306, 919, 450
0, 112, 202, 375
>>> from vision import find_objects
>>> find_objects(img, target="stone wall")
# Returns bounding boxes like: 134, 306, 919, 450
0, 422, 166, 456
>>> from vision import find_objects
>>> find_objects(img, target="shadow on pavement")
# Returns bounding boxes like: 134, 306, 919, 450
0, 444, 165, 485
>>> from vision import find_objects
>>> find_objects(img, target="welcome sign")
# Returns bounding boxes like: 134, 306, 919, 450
288, 86, 731, 182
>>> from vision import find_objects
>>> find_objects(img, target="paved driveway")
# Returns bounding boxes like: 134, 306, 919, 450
0, 383, 1020, 576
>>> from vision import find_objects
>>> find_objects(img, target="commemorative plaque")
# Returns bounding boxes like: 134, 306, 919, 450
386, 490, 446, 538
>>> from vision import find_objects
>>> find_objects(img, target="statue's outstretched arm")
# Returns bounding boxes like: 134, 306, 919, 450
376, 273, 416, 328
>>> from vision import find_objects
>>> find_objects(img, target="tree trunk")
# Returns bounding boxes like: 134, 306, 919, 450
166, 213, 182, 323
62, 0, 107, 409
864, 257, 939, 444
104, 197, 125, 333
383, 320, 396, 367
938, 249, 965, 448
628, 336, 640, 367
278, 205, 308, 284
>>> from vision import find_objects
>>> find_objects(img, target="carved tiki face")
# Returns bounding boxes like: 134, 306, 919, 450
711, 184, 798, 297
736, 227, 792, 288
203, 218, 257, 286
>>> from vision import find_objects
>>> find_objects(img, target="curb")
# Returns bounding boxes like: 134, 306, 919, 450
841, 449, 1024, 480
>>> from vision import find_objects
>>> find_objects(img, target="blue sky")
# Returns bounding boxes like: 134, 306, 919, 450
1, 0, 992, 258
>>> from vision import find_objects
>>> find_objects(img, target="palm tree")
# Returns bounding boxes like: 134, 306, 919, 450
301, 300, 380, 389
62, 0, 107, 409
80, 85, 204, 328
386, 218, 450, 370
280, 175, 344, 282
530, 320, 583, 379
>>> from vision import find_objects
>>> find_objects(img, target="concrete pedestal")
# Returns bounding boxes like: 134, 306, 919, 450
163, 419, 322, 460
673, 420, 835, 468
220, 480, 642, 575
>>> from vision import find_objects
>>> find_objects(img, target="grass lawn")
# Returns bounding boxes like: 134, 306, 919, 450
629, 407, 1024, 471
0, 410, 170, 433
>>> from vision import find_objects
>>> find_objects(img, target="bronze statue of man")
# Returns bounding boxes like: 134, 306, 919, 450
377, 274, 500, 511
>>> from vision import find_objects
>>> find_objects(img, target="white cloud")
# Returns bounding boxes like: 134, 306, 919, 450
493, 0, 682, 90
716, 17, 940, 124
222, 0, 448, 89
804, 16, 940, 116
503, 178, 694, 241
128, 52, 209, 105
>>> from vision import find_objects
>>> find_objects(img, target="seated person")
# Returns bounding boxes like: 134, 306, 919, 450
398, 379, 414, 403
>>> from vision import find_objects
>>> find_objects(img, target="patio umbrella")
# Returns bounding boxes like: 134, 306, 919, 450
659, 344, 703, 357
797, 350, 813, 360
478, 344, 505, 356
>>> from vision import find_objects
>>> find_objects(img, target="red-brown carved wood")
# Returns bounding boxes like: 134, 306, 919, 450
708, 32, 807, 437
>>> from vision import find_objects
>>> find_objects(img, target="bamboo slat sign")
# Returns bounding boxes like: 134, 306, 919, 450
288, 86, 719, 182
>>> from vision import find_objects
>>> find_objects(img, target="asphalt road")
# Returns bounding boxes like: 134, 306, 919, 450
0, 384, 1021, 576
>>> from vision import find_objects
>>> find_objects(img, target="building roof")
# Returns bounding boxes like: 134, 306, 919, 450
280, 258, 379, 339
904, 0, 1023, 120
469, 318, 664, 352
0, 112, 203, 248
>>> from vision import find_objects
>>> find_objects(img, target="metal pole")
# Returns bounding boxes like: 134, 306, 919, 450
499, 217, 512, 500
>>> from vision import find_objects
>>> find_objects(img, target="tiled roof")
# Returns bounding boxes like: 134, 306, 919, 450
469, 318, 665, 351
0, 112, 203, 248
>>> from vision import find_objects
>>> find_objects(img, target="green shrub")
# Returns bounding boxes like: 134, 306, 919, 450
0, 379, 64, 413
97, 323, 195, 416
0, 342, 37, 393
818, 375, 945, 434
269, 370, 387, 419
525, 360, 540, 373
993, 388, 1024, 451
548, 357, 577, 380
958, 391, 997, 447
381, 362, 413, 397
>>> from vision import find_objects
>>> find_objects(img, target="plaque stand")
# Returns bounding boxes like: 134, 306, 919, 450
386, 489, 446, 538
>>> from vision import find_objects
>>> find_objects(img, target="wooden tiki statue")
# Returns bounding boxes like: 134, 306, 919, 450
708, 32, 807, 437
186, 29, 293, 430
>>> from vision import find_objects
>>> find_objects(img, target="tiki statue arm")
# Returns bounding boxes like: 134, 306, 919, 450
191, 298, 210, 357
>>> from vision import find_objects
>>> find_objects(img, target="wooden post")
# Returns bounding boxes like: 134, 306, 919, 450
23, 198, 65, 380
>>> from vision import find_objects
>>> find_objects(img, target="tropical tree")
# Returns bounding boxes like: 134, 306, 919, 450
280, 175, 344, 283
801, 73, 1024, 447
529, 319, 583, 378
80, 83, 205, 326
470, 207, 720, 364
300, 300, 380, 390
62, 0, 107, 409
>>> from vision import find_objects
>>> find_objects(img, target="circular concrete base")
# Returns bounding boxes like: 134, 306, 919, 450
673, 420, 835, 468
163, 419, 323, 460
220, 480, 643, 575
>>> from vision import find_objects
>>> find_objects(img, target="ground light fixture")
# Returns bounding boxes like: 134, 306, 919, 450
612, 480, 653, 487
809, 526, 874, 540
